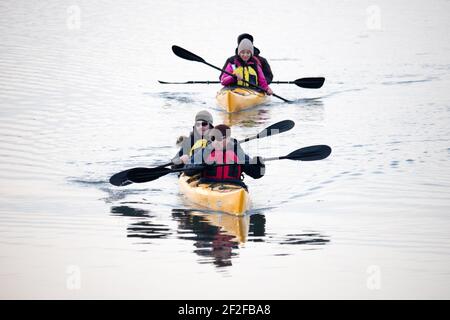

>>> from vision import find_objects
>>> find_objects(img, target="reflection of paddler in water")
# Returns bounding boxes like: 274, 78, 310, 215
172, 209, 264, 268
188, 210, 250, 243
111, 206, 172, 239
112, 206, 328, 268
172, 209, 238, 267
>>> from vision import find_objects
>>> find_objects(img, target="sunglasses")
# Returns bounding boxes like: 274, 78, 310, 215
196, 121, 209, 127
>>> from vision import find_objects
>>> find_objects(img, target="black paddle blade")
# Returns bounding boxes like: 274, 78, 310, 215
257, 120, 295, 138
109, 162, 172, 186
172, 45, 205, 63
109, 169, 134, 186
127, 167, 172, 183
283, 145, 332, 161
294, 77, 325, 89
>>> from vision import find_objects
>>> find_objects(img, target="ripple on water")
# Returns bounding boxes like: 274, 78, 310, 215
390, 160, 400, 167
145, 91, 199, 104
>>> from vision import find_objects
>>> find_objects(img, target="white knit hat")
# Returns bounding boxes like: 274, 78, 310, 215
237, 38, 254, 55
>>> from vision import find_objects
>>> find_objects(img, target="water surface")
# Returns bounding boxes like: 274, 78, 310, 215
1, 0, 450, 299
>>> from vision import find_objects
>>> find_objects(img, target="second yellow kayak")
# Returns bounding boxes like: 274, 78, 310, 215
216, 86, 268, 113
178, 173, 250, 216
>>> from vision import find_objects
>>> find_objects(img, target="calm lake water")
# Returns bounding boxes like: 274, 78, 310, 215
1, 0, 450, 299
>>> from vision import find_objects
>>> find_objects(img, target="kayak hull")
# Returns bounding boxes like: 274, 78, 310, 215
216, 87, 268, 113
178, 174, 249, 216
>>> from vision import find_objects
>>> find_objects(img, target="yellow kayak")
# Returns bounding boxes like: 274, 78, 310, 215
178, 173, 250, 216
216, 86, 268, 113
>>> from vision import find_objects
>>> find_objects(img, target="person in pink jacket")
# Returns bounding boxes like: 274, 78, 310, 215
220, 39, 273, 95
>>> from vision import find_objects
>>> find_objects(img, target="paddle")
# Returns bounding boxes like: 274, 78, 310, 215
158, 77, 325, 89
158, 80, 220, 84
172, 45, 292, 103
109, 120, 294, 186
109, 162, 172, 187
127, 145, 332, 184
271, 77, 325, 89
264, 145, 332, 161
239, 119, 294, 142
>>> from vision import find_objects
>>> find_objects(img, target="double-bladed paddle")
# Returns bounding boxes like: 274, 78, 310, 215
126, 145, 332, 184
171, 45, 292, 103
109, 120, 295, 186
157, 77, 325, 89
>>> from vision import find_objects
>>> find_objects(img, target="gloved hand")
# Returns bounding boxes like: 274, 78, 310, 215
244, 156, 265, 179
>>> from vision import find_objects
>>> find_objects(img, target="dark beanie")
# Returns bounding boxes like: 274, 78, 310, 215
237, 33, 254, 44
195, 110, 213, 126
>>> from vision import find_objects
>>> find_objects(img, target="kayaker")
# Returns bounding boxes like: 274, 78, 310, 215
220, 39, 273, 95
220, 33, 273, 85
184, 124, 265, 184
172, 110, 214, 167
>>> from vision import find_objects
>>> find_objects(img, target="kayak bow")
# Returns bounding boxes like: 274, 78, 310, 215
216, 86, 268, 113
178, 173, 250, 216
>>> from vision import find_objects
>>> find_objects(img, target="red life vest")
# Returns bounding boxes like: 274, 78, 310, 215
202, 149, 242, 181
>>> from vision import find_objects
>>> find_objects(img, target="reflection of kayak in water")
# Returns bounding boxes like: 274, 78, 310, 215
221, 107, 270, 127
178, 173, 250, 216
189, 210, 250, 244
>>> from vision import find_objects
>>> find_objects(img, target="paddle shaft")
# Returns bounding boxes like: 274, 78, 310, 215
158, 78, 324, 88
271, 81, 295, 84
160, 81, 302, 84
160, 81, 308, 85
262, 156, 288, 161
134, 153, 313, 178
131, 157, 279, 180
159, 80, 220, 84
239, 136, 258, 143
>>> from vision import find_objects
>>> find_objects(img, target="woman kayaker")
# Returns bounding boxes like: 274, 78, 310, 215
220, 33, 273, 85
220, 39, 273, 95
184, 124, 265, 184
172, 110, 214, 167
